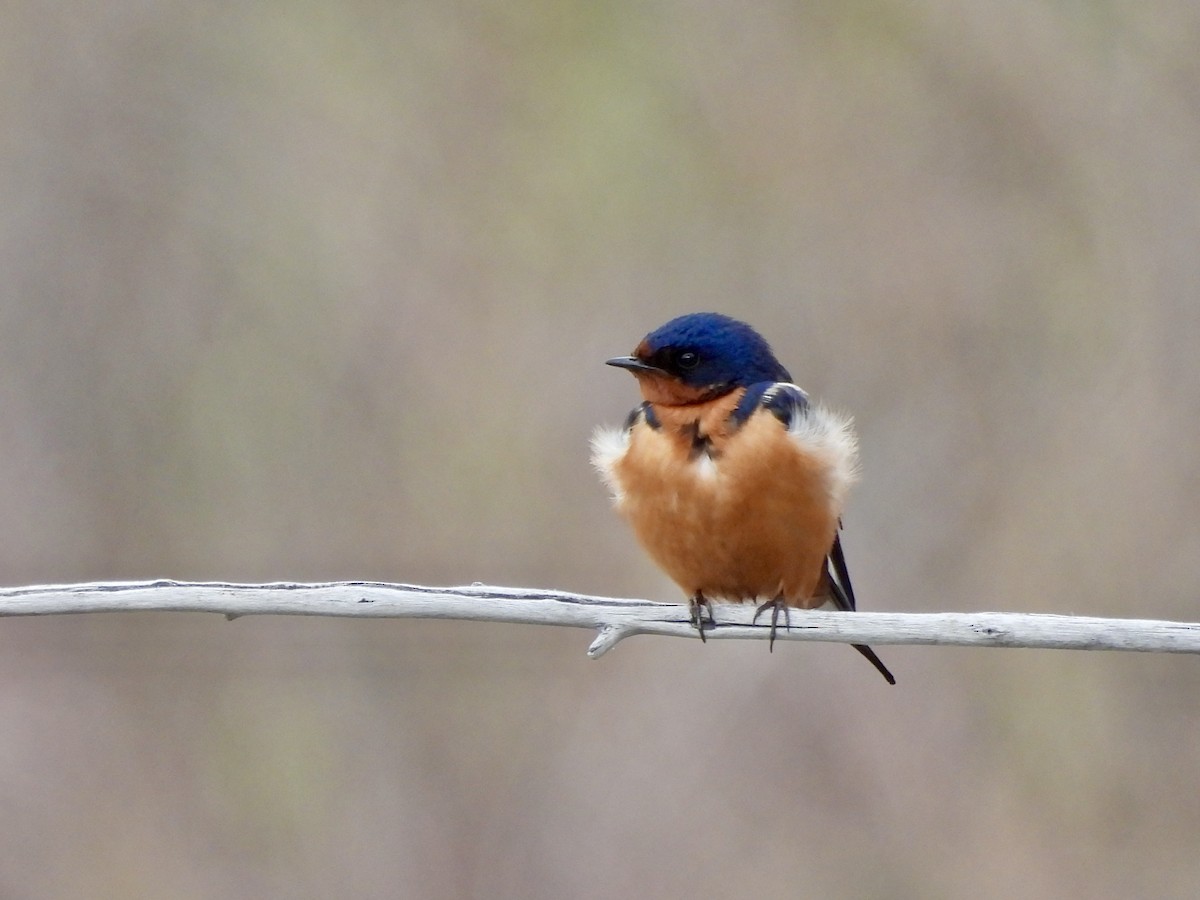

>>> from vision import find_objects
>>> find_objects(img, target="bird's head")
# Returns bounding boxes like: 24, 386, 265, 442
606, 313, 790, 406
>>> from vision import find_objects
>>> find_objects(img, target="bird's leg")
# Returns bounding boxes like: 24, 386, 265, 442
688, 591, 716, 642
753, 594, 792, 652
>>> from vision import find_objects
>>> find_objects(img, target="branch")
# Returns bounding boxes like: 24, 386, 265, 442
2, 580, 1199, 661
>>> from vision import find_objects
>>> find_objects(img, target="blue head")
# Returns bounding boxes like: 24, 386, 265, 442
607, 313, 791, 404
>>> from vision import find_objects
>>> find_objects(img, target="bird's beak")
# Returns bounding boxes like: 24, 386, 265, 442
606, 356, 664, 374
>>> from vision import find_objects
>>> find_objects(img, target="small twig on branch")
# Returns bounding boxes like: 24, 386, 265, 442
2, 580, 1199, 661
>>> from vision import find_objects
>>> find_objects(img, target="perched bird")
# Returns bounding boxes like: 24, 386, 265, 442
592, 312, 895, 684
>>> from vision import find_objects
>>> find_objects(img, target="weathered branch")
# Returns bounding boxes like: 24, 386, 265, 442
2, 580, 1198, 662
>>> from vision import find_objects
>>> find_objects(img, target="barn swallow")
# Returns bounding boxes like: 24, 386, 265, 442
592, 312, 894, 684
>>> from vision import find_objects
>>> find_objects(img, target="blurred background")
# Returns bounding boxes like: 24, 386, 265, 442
1, 2, 1199, 897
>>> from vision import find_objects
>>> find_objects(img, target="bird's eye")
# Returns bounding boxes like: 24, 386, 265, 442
676, 351, 700, 370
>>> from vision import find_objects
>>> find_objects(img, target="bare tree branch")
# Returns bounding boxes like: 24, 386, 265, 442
2, 580, 1198, 661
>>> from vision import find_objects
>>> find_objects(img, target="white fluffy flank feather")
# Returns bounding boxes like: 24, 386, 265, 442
589, 426, 630, 504
773, 383, 860, 511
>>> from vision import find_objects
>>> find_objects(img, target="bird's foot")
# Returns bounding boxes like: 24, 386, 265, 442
688, 591, 716, 642
752, 595, 791, 652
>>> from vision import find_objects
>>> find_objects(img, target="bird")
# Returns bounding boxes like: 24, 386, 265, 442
591, 312, 895, 684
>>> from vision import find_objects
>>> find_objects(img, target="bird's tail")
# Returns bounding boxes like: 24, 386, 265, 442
823, 547, 896, 685
851, 643, 896, 685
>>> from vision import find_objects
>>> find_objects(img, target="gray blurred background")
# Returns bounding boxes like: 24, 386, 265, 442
2, 2, 1199, 898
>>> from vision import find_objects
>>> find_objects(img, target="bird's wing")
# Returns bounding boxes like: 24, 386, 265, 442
825, 528, 856, 612
731, 381, 809, 429
827, 528, 895, 683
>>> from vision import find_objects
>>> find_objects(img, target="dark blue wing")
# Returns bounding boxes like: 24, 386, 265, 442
826, 530, 856, 612
829, 529, 895, 683
622, 401, 660, 432
730, 381, 810, 429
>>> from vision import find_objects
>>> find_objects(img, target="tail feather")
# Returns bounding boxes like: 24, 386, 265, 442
825, 534, 895, 685
850, 642, 896, 685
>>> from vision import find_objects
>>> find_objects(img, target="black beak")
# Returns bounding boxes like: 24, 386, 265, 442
606, 356, 663, 374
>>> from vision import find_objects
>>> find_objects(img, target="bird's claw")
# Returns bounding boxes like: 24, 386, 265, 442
752, 595, 791, 652
688, 591, 716, 642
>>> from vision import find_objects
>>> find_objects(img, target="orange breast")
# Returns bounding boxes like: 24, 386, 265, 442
612, 399, 840, 608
